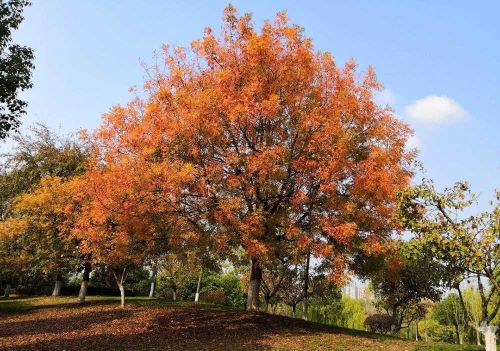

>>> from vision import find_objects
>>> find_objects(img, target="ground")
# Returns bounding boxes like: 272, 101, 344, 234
0, 297, 485, 351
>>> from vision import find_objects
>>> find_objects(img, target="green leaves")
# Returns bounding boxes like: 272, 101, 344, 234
0, 0, 34, 139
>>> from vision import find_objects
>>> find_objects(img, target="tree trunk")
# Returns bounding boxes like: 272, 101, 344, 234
302, 253, 310, 321
292, 304, 296, 318
246, 258, 262, 311
172, 289, 177, 301
476, 329, 481, 346
195, 267, 203, 302
3, 283, 11, 298
479, 322, 498, 351
424, 318, 428, 342
78, 261, 91, 304
149, 267, 157, 298
454, 324, 460, 344
52, 275, 63, 297
112, 267, 128, 308
264, 299, 270, 313
415, 319, 419, 341
118, 283, 125, 308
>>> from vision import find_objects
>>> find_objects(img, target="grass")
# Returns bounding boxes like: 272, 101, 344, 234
0, 296, 488, 351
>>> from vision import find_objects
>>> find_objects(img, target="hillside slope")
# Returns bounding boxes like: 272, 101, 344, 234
0, 297, 482, 351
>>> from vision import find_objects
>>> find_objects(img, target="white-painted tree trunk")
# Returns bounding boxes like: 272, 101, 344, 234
479, 322, 498, 351
149, 268, 157, 298
3, 283, 11, 298
195, 268, 203, 302
172, 290, 177, 301
149, 281, 156, 298
302, 253, 310, 321
78, 261, 91, 304
52, 277, 62, 296
118, 283, 125, 308
112, 267, 128, 308
415, 319, 419, 341
78, 281, 89, 303
476, 329, 482, 346
246, 258, 261, 311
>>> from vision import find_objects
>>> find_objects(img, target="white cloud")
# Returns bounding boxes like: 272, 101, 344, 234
405, 135, 421, 151
375, 89, 397, 106
405, 96, 467, 125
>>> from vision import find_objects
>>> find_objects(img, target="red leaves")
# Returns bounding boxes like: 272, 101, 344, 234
72, 5, 415, 281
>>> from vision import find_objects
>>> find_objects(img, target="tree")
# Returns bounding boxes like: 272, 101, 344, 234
337, 296, 368, 330
0, 125, 87, 296
88, 5, 414, 312
0, 0, 34, 139
260, 255, 294, 312
72, 179, 152, 307
433, 293, 467, 344
281, 264, 306, 318
0, 176, 83, 296
369, 241, 444, 332
364, 313, 398, 334
0, 124, 87, 218
397, 180, 500, 351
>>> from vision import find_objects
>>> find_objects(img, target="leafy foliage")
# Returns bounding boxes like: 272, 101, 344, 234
397, 180, 500, 328
0, 0, 34, 139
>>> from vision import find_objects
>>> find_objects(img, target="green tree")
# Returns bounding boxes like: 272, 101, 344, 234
338, 296, 367, 330
0, 124, 87, 218
397, 180, 500, 351
0, 0, 34, 139
0, 125, 87, 296
433, 293, 467, 344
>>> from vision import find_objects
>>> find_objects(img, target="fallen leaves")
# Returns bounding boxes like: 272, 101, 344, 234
0, 297, 417, 351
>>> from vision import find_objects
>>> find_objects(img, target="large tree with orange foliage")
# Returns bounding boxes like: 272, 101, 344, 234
85, 5, 414, 311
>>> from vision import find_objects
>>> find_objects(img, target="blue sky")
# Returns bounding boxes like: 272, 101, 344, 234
5, 0, 499, 209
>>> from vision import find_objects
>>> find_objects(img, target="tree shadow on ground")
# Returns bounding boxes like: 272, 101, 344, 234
0, 304, 392, 351
0, 308, 133, 338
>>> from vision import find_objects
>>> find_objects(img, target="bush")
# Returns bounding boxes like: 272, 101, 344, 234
201, 289, 226, 304
203, 271, 246, 308
364, 313, 398, 334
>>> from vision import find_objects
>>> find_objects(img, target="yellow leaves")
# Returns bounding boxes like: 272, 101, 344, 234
0, 217, 28, 240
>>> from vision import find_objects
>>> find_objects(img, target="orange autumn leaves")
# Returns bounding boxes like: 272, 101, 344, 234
61, 6, 414, 278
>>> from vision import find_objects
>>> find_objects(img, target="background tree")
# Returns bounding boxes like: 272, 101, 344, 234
0, 0, 34, 139
369, 241, 444, 332
0, 125, 87, 296
280, 264, 306, 318
260, 255, 293, 312
433, 293, 467, 344
397, 180, 500, 351
0, 124, 87, 218
337, 296, 368, 330
0, 176, 83, 296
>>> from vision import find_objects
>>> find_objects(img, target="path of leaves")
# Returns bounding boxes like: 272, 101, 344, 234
0, 298, 415, 351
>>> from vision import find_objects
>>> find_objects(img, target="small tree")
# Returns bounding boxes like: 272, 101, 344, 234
260, 257, 291, 312
433, 293, 467, 344
280, 264, 308, 318
365, 313, 398, 334
369, 241, 443, 332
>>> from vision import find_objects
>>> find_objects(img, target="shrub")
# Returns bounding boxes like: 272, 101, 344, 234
364, 313, 398, 334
